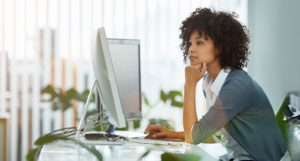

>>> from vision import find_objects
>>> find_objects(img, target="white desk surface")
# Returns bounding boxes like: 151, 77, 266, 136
38, 131, 226, 161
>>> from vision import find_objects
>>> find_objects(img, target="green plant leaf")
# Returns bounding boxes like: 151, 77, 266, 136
137, 150, 151, 161
115, 120, 141, 131
40, 84, 97, 112
160, 90, 168, 103
148, 119, 175, 131
55, 92, 72, 111
170, 101, 183, 108
116, 121, 129, 131
58, 92, 69, 103
169, 90, 183, 97
41, 85, 58, 101
76, 142, 103, 161
161, 152, 201, 161
62, 103, 72, 111
169, 90, 183, 108
79, 90, 90, 101
93, 122, 110, 132
51, 103, 60, 111
26, 147, 41, 161
142, 93, 151, 108
41, 85, 56, 95
159, 89, 184, 108
34, 134, 69, 146
133, 119, 141, 129
79, 89, 94, 102
276, 93, 292, 141
66, 88, 80, 101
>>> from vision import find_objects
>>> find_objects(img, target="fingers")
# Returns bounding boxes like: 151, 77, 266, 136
189, 63, 207, 74
200, 62, 207, 73
190, 64, 201, 73
152, 132, 167, 139
145, 132, 167, 139
193, 63, 202, 69
145, 133, 155, 139
144, 125, 163, 134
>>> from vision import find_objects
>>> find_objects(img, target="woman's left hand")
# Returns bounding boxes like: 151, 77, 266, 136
185, 62, 207, 85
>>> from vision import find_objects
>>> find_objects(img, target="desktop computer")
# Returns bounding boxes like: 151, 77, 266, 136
76, 27, 142, 142
90, 38, 142, 135
76, 27, 186, 146
76, 27, 126, 141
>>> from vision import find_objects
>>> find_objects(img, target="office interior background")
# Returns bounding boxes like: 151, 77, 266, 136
0, 0, 300, 161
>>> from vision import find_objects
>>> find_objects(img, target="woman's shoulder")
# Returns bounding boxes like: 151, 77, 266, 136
218, 69, 258, 108
226, 68, 252, 84
221, 68, 255, 94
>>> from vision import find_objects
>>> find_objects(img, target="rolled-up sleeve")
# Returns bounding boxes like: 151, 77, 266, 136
191, 78, 251, 144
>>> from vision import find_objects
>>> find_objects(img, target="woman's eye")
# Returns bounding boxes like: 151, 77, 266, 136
196, 41, 203, 45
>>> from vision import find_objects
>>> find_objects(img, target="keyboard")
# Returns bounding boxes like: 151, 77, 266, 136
128, 136, 189, 146
77, 132, 127, 145
78, 131, 189, 146
84, 133, 127, 141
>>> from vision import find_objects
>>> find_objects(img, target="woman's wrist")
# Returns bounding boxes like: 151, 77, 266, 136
169, 131, 185, 140
184, 82, 197, 88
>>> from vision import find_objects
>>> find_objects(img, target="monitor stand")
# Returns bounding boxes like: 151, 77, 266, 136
75, 79, 127, 145
106, 124, 116, 134
76, 79, 107, 140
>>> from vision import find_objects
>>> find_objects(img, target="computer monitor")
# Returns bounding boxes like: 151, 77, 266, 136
106, 39, 142, 120
76, 27, 126, 138
90, 27, 127, 128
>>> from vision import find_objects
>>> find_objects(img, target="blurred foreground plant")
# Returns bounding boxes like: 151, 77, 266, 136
138, 148, 202, 161
161, 152, 201, 161
26, 130, 102, 161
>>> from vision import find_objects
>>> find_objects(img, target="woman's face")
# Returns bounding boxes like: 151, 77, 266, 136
188, 31, 220, 65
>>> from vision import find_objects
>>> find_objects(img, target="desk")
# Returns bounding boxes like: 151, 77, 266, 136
38, 134, 221, 161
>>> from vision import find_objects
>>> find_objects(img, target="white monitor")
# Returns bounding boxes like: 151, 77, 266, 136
107, 39, 142, 120
89, 27, 126, 128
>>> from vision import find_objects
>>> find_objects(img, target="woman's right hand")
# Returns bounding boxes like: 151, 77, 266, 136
185, 62, 207, 86
144, 125, 179, 140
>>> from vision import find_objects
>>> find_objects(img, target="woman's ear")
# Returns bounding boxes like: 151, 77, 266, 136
215, 46, 222, 55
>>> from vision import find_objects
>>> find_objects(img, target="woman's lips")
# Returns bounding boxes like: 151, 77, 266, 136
189, 56, 197, 61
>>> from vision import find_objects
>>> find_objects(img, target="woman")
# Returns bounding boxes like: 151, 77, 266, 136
144, 8, 287, 161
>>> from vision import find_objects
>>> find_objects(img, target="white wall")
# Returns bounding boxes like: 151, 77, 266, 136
248, 0, 300, 112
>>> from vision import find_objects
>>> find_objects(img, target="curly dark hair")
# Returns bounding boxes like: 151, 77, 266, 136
179, 8, 250, 69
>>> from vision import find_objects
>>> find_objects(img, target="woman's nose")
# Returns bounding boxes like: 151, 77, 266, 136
189, 46, 195, 54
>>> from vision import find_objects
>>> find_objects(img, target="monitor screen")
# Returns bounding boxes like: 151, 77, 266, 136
107, 39, 142, 120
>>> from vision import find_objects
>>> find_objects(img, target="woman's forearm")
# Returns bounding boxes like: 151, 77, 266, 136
170, 131, 185, 140
183, 83, 198, 143
171, 132, 215, 143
